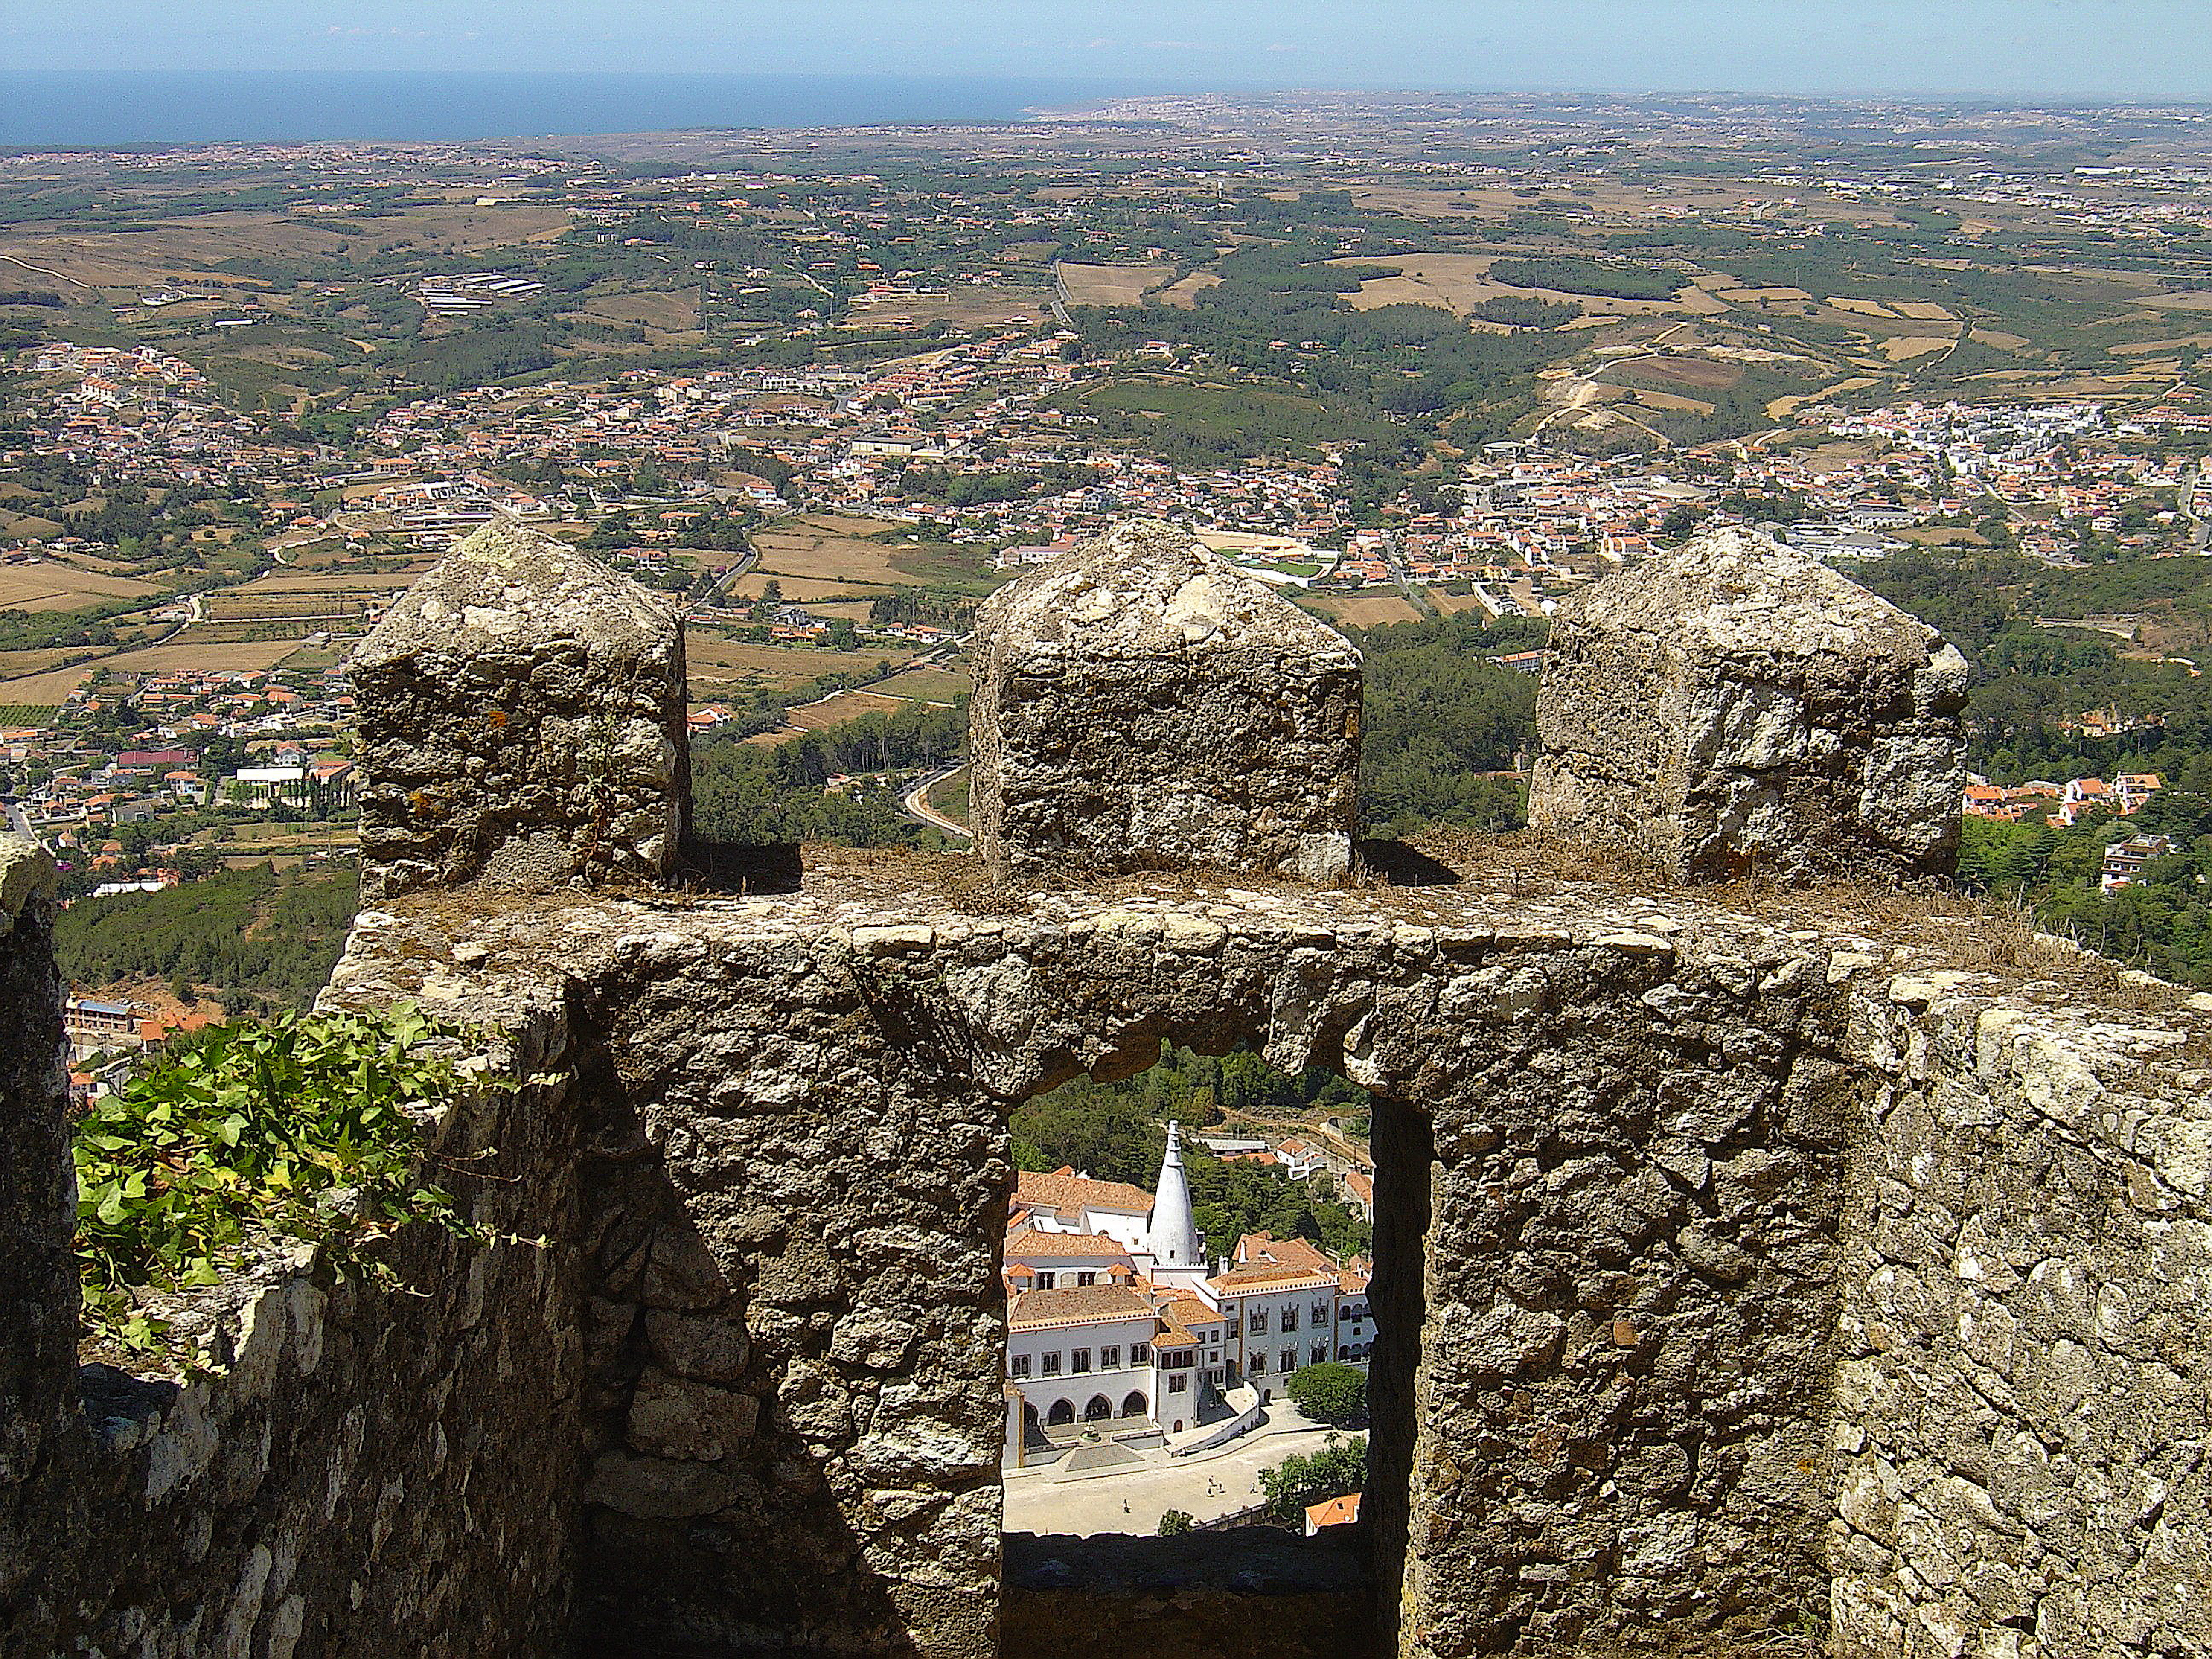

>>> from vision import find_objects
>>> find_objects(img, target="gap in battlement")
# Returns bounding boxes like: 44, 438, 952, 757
995, 1039, 1405, 1657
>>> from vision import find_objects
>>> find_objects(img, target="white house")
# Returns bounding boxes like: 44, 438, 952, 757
1006, 1283, 1161, 1438
1011, 1167, 1153, 1252
1001, 1122, 1373, 1459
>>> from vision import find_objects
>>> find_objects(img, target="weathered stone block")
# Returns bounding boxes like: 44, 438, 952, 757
969, 519, 1362, 883
625, 1368, 760, 1460
1528, 526, 1968, 883
350, 519, 688, 900
0, 834, 69, 1520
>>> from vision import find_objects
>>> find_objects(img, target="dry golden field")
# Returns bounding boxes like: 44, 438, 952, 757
741, 689, 912, 743
1341, 254, 1712, 319
843, 287, 1051, 329
1057, 263, 1175, 306
0, 635, 299, 704
1880, 335, 1958, 361
1303, 593, 1423, 628
786, 690, 912, 729
685, 631, 919, 694
748, 516, 916, 585
1634, 389, 1717, 416
0, 564, 159, 611
0, 202, 571, 292
871, 666, 970, 703
576, 290, 700, 331
724, 573, 881, 603
1155, 272, 1221, 309
1429, 590, 1499, 617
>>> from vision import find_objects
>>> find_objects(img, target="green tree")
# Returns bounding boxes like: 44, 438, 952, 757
1257, 1433, 1367, 1524
1156, 1508, 1194, 1537
1284, 1362, 1368, 1427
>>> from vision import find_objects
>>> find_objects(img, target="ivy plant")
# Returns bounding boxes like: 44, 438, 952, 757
73, 1004, 487, 1351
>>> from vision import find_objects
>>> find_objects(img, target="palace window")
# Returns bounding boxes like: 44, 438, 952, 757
1249, 1311, 1269, 1334
1071, 1348, 1091, 1374
1036, 1272, 1055, 1289
1250, 1353, 1266, 1374
1100, 1345, 1120, 1368
1042, 1352, 1062, 1376
1131, 1342, 1150, 1365
1010, 1354, 1031, 1379
1313, 1302, 1331, 1324
1280, 1348, 1296, 1374
1282, 1308, 1298, 1333
1168, 1373, 1188, 1394
1311, 1343, 1327, 1366
1077, 1272, 1097, 1286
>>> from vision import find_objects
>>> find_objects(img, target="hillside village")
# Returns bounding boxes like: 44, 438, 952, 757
4, 324, 2204, 925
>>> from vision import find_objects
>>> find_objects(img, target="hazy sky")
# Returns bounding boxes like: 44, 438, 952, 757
4, 1, 2208, 102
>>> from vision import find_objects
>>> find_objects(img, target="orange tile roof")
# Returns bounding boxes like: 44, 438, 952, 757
1235, 1232, 1336, 1274
1004, 1225, 1135, 1262
1208, 1263, 1339, 1297
1160, 1292, 1222, 1330
1305, 1493, 1361, 1529
1007, 1283, 1158, 1333
1014, 1167, 1153, 1220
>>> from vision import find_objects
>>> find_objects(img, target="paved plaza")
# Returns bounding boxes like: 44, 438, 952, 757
1002, 1406, 1353, 1537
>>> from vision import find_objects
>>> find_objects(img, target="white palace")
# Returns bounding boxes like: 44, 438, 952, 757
1002, 1121, 1372, 1461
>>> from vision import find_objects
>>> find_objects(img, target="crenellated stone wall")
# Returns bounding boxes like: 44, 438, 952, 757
0, 861, 592, 1659
1831, 972, 2212, 1658
6, 522, 2210, 1659
4, 841, 2210, 1657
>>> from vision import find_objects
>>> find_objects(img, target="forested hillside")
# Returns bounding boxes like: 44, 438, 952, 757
1352, 611, 1544, 834
56, 864, 358, 1012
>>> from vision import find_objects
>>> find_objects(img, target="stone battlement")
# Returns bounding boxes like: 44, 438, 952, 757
3, 523, 2209, 1659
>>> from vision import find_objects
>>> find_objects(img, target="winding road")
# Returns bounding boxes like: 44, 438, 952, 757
900, 763, 971, 838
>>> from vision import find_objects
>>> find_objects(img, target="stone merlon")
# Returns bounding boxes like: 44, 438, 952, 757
350, 517, 690, 900
1529, 526, 1968, 883
970, 519, 1363, 885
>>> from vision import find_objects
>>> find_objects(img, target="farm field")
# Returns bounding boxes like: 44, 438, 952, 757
1341, 254, 1722, 318
0, 564, 162, 611
786, 690, 913, 730
748, 516, 919, 585
872, 666, 969, 703
1154, 272, 1221, 308
1057, 263, 1176, 306
1429, 590, 1502, 617
741, 688, 914, 744
0, 201, 573, 294
0, 634, 299, 704
1303, 593, 1423, 627
685, 629, 921, 695
724, 573, 882, 603
840, 285, 1051, 329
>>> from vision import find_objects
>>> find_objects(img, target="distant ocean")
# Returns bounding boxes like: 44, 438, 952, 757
0, 71, 1155, 148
